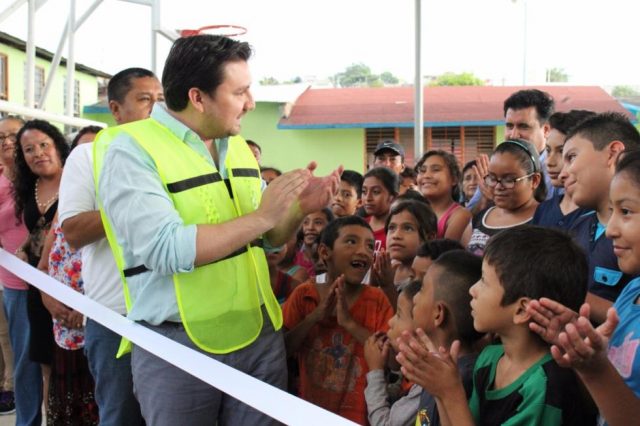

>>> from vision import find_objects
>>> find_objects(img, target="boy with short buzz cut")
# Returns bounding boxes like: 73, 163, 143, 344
283, 216, 394, 425
332, 170, 363, 218
365, 250, 483, 426
398, 226, 597, 426
410, 239, 464, 282
409, 250, 483, 426
563, 111, 640, 323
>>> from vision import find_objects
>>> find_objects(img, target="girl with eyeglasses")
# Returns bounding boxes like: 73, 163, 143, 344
462, 139, 546, 255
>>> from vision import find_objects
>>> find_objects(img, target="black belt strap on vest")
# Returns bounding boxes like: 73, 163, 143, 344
122, 239, 264, 278
166, 172, 222, 193
123, 264, 149, 278
166, 168, 260, 198
230, 168, 260, 178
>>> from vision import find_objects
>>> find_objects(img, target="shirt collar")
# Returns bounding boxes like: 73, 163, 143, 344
150, 103, 203, 145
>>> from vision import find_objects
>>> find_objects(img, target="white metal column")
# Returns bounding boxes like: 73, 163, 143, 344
151, 0, 159, 74
413, 0, 424, 160
64, 0, 75, 117
39, 0, 103, 108
25, 0, 35, 107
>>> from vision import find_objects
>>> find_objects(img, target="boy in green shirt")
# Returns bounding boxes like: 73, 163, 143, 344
397, 225, 597, 425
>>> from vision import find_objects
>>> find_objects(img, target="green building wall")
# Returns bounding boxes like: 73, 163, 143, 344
0, 43, 99, 117
240, 102, 366, 175
83, 111, 116, 127
495, 125, 505, 145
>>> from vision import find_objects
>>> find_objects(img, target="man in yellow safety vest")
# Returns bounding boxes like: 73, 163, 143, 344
95, 35, 340, 425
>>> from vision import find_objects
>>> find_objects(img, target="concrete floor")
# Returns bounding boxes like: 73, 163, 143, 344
0, 412, 15, 425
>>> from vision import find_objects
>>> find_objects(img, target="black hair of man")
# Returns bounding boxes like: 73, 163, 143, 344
503, 89, 555, 124
565, 111, 640, 151
548, 110, 596, 136
320, 215, 373, 250
162, 35, 252, 112
432, 250, 484, 344
107, 68, 156, 104
484, 225, 588, 313
341, 170, 364, 198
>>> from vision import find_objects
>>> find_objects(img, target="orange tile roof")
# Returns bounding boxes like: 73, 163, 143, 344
279, 85, 633, 129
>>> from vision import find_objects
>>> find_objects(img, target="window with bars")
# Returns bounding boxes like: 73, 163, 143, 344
23, 63, 45, 106
463, 126, 495, 164
365, 128, 396, 152
63, 77, 81, 117
429, 126, 495, 165
366, 126, 495, 168
0, 54, 7, 100
365, 127, 396, 169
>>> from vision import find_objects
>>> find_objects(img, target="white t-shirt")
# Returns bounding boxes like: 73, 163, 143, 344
58, 143, 126, 314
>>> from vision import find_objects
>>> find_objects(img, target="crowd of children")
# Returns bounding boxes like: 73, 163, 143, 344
2, 76, 640, 425
271, 98, 640, 425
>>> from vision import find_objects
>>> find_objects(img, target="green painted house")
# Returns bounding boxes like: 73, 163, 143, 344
0, 31, 110, 119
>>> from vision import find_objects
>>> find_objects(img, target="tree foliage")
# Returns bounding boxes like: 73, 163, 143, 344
546, 67, 569, 83
612, 85, 640, 97
380, 71, 399, 85
429, 72, 484, 86
333, 63, 399, 87
259, 76, 304, 85
259, 76, 280, 85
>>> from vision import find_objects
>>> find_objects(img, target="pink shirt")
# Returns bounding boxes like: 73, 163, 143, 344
437, 202, 462, 239
0, 174, 28, 290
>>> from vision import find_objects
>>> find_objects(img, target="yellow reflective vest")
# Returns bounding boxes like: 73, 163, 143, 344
94, 118, 282, 354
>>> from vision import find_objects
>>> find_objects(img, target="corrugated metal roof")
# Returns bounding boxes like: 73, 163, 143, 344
279, 85, 634, 129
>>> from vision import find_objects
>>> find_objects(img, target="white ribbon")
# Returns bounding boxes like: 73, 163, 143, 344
0, 249, 357, 426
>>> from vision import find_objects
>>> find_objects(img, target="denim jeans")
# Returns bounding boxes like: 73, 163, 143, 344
3, 288, 42, 426
84, 318, 144, 426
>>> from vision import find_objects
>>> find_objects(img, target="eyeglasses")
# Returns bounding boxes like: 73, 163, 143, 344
484, 173, 535, 189
0, 134, 17, 143
0, 134, 17, 152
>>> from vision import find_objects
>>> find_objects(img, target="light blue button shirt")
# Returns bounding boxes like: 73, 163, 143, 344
99, 103, 235, 324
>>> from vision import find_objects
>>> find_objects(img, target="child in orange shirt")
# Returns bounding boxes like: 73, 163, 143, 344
283, 216, 394, 425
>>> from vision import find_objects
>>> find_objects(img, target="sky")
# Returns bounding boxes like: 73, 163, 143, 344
2, 0, 640, 87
